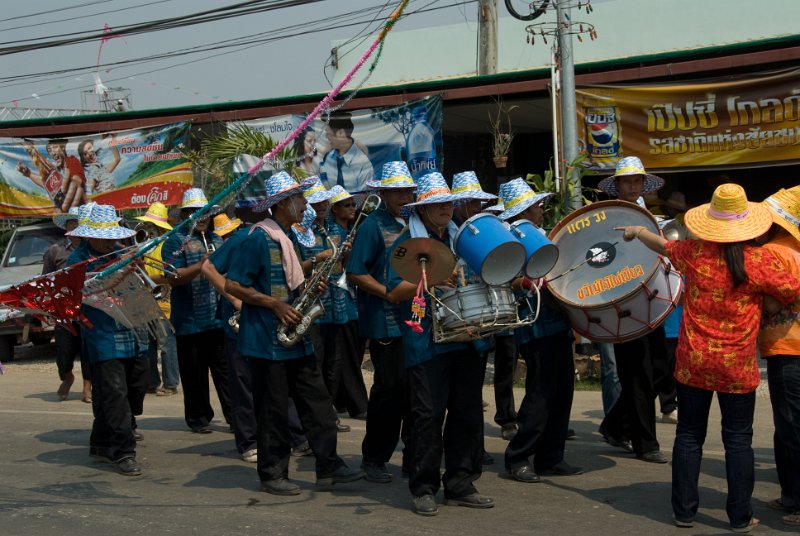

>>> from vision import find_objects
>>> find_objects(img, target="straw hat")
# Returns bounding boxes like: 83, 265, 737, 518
300, 176, 334, 204
451, 171, 497, 203
291, 205, 317, 248
135, 202, 173, 231
598, 156, 665, 197
484, 198, 505, 214
212, 213, 242, 238
497, 177, 554, 221
763, 186, 800, 243
253, 171, 302, 213
328, 185, 353, 205
53, 206, 81, 230
66, 202, 135, 240
684, 183, 772, 243
180, 188, 209, 209
406, 172, 458, 207
379, 161, 416, 189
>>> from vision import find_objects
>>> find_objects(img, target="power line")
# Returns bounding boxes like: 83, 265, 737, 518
0, 0, 114, 23
0, 0, 176, 33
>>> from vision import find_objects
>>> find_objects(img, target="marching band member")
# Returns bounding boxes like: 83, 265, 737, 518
386, 172, 493, 516
163, 188, 231, 434
224, 171, 365, 496
496, 177, 582, 482
347, 161, 417, 484
597, 157, 670, 463
67, 203, 148, 476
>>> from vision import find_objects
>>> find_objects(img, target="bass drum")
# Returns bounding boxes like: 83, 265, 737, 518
546, 200, 682, 343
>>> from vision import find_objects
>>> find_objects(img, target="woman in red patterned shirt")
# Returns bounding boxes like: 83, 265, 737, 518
615, 183, 800, 533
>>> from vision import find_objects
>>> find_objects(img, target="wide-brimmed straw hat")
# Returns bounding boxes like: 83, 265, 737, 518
451, 171, 497, 203
763, 185, 800, 243
53, 206, 81, 230
291, 205, 317, 248
212, 213, 242, 237
406, 172, 458, 207
598, 156, 665, 197
684, 183, 772, 243
253, 171, 302, 213
135, 202, 173, 231
484, 198, 505, 214
328, 185, 353, 205
497, 177, 554, 221
180, 188, 210, 209
300, 176, 334, 204
66, 202, 135, 240
379, 161, 416, 189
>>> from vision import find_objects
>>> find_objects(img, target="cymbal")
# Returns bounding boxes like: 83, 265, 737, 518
390, 237, 456, 286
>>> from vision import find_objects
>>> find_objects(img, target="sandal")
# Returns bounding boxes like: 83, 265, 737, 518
731, 517, 759, 533
769, 497, 796, 512
82, 395, 92, 403
784, 512, 800, 526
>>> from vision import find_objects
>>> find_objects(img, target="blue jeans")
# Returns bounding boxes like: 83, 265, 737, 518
671, 383, 755, 528
147, 330, 180, 390
599, 343, 621, 415
767, 355, 800, 510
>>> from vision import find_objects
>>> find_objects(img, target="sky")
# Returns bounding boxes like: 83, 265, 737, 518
0, 0, 483, 114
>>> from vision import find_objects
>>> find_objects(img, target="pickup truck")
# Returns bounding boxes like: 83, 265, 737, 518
0, 221, 64, 361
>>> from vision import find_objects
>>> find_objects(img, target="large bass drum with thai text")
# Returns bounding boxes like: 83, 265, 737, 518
546, 200, 682, 343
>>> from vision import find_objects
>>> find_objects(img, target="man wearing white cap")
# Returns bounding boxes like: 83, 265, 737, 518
163, 187, 231, 434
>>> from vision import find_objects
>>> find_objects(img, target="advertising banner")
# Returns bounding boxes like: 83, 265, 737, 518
232, 95, 443, 204
576, 69, 800, 171
0, 122, 193, 218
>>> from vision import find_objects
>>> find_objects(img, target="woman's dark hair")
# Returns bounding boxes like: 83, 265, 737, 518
723, 241, 749, 288
77, 139, 93, 167
293, 128, 314, 160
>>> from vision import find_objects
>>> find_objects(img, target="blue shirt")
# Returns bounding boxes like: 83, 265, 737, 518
662, 303, 683, 339
386, 228, 470, 368
293, 223, 335, 324
226, 223, 314, 360
327, 219, 358, 324
346, 205, 405, 339
69, 243, 148, 363
209, 226, 250, 341
319, 142, 373, 193
515, 290, 570, 345
164, 230, 223, 336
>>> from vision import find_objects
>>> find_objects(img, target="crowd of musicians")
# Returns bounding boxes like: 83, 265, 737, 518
43, 155, 800, 529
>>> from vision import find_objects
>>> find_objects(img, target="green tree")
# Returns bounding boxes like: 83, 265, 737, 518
525, 154, 599, 231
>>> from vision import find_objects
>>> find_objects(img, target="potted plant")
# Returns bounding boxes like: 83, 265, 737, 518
488, 99, 517, 168
525, 154, 599, 231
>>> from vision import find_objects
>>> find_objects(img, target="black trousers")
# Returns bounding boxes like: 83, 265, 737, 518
225, 336, 257, 454
492, 334, 518, 426
504, 332, 575, 471
176, 328, 231, 430
361, 337, 412, 467
600, 327, 665, 455
250, 354, 342, 481
656, 337, 679, 414
407, 348, 484, 499
334, 321, 369, 417
90, 356, 148, 462
55, 324, 90, 381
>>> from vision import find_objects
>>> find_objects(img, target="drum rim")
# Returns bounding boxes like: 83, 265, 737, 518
546, 199, 665, 308
454, 212, 501, 244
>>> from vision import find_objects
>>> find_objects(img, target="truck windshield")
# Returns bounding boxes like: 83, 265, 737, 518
4, 228, 64, 267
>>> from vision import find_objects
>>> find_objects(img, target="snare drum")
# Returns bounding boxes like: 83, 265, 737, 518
547, 200, 682, 343
432, 283, 518, 342
454, 213, 526, 285
509, 220, 559, 278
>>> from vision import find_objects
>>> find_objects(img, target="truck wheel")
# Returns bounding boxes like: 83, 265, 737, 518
0, 335, 15, 362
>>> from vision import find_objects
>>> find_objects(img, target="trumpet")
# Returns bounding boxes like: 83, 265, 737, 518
134, 222, 158, 244
201, 232, 216, 254
333, 194, 382, 292
133, 265, 170, 300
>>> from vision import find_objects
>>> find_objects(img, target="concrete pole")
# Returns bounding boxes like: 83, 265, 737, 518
478, 0, 498, 76
557, 1, 581, 208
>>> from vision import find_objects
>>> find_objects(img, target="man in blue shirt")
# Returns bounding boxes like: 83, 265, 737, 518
385, 173, 493, 516
163, 188, 231, 434
319, 112, 373, 193
346, 161, 416, 484
67, 203, 149, 476
224, 171, 364, 496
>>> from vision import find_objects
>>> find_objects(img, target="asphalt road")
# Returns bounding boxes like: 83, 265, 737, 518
0, 350, 792, 535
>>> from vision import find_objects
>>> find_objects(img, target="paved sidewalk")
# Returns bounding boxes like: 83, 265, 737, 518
0, 355, 791, 535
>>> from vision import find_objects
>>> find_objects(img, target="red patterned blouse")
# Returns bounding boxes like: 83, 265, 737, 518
665, 239, 800, 393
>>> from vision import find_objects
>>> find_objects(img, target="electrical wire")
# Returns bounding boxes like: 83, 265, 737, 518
0, 0, 114, 24
0, 0, 176, 33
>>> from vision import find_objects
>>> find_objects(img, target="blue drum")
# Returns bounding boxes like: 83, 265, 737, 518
509, 220, 559, 278
454, 213, 526, 285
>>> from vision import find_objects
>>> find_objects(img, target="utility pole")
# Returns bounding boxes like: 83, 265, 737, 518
478, 0, 498, 75
556, 1, 581, 208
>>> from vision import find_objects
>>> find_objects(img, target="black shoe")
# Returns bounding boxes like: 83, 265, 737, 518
540, 461, 584, 476
290, 441, 312, 457
352, 411, 367, 420
413, 494, 439, 516
191, 425, 212, 434
481, 451, 494, 465
566, 428, 576, 440
133, 430, 144, 441
316, 464, 366, 487
599, 426, 633, 453
509, 465, 540, 483
336, 420, 351, 433
501, 423, 518, 441
637, 450, 668, 464
89, 446, 112, 463
445, 493, 495, 509
115, 456, 142, 476
262, 478, 301, 496
361, 462, 392, 483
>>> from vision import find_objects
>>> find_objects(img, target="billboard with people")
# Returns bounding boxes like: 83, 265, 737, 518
0, 122, 193, 218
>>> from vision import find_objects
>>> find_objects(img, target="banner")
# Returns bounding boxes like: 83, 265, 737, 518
233, 95, 443, 204
576, 69, 800, 171
0, 122, 193, 218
